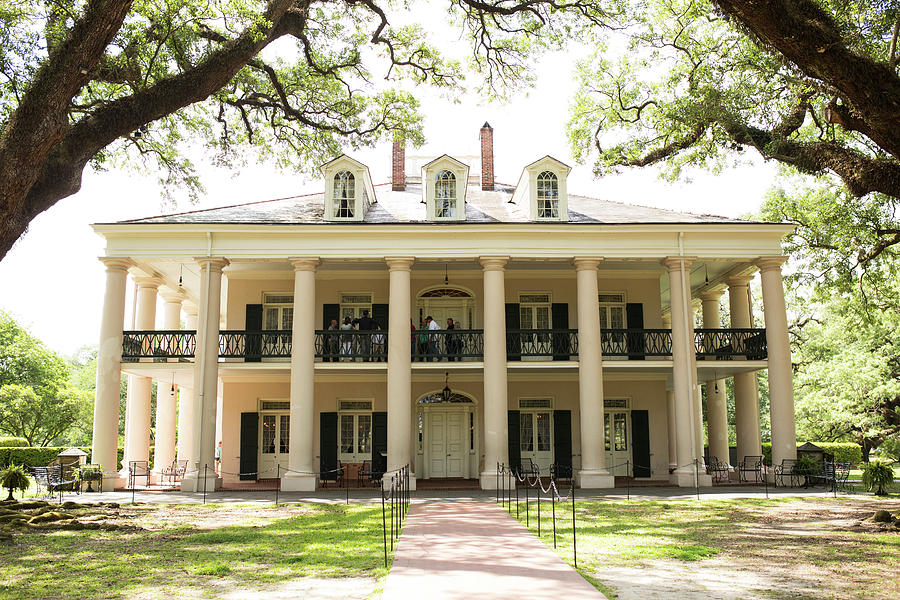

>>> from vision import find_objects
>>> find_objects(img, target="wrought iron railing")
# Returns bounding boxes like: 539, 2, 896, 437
694, 328, 767, 359
315, 330, 388, 362
121, 330, 197, 361
120, 327, 768, 361
412, 329, 483, 361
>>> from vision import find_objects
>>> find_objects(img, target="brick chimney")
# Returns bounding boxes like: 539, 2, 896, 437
391, 133, 405, 191
480, 122, 494, 191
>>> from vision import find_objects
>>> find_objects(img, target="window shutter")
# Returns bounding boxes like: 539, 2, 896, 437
626, 303, 645, 361
631, 409, 651, 477
320, 412, 338, 474
239, 412, 259, 480
322, 304, 339, 329
552, 410, 572, 472
507, 410, 521, 471
372, 412, 387, 475
505, 303, 521, 361
372, 304, 389, 331
245, 304, 263, 362
551, 303, 569, 361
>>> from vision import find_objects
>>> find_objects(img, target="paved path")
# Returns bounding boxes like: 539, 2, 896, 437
382, 501, 605, 600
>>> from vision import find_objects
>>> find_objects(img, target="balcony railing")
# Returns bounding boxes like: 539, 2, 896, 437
121, 327, 768, 362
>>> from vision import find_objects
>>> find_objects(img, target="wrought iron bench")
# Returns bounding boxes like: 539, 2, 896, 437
738, 455, 764, 483
707, 456, 730, 483
774, 459, 800, 487
128, 460, 151, 488
31, 466, 63, 497
161, 459, 188, 484
319, 460, 344, 488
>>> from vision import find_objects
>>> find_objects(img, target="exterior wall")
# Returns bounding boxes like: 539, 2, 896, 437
604, 379, 669, 478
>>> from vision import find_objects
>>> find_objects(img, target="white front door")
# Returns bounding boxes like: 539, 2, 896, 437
259, 413, 290, 477
426, 409, 468, 478
605, 411, 632, 476
520, 411, 553, 473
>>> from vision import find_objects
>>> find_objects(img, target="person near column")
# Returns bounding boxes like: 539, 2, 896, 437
215, 441, 222, 475
446, 317, 460, 361
325, 318, 340, 362
355, 309, 377, 360
424, 316, 441, 361
340, 316, 354, 360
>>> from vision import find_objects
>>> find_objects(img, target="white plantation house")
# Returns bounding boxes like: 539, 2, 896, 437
90, 123, 796, 492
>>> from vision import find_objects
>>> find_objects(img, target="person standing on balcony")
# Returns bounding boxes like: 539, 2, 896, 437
446, 317, 460, 361
340, 316, 354, 361
355, 309, 377, 361
424, 316, 441, 361
325, 318, 340, 362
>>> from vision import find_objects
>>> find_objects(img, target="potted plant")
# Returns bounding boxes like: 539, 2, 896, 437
862, 460, 895, 496
1, 464, 31, 501
78, 464, 103, 492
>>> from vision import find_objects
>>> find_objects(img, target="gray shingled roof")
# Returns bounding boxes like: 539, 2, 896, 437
115, 182, 754, 225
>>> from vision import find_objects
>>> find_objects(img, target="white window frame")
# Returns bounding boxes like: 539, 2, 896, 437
332, 170, 357, 219
262, 292, 294, 331
338, 398, 374, 463
519, 292, 552, 330
518, 397, 554, 465
598, 291, 627, 330
339, 292, 373, 323
536, 171, 559, 219
434, 169, 457, 219
422, 155, 468, 222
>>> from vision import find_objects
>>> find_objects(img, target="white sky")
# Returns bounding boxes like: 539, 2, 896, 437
0, 35, 780, 357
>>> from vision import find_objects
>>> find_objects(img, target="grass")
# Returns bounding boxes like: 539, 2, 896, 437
0, 502, 393, 599
504, 497, 900, 599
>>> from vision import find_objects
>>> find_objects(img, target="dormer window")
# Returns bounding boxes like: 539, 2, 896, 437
333, 171, 356, 218
435, 170, 457, 218
536, 171, 559, 219
322, 155, 376, 222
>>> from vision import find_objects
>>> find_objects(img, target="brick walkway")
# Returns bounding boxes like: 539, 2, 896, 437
383, 501, 606, 599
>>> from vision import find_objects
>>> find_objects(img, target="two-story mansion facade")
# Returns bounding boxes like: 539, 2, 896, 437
90, 124, 797, 492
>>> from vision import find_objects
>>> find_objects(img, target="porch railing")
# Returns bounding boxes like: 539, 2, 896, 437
120, 327, 768, 361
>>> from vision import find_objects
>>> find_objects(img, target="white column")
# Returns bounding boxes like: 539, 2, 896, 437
690, 301, 704, 469
386, 257, 415, 489
756, 257, 797, 466
181, 258, 228, 492
663, 257, 711, 487
92, 258, 132, 489
282, 258, 319, 492
480, 256, 509, 489
122, 277, 160, 479
177, 304, 198, 464
575, 258, 614, 488
701, 290, 730, 467
153, 291, 183, 474
662, 313, 677, 471
727, 276, 762, 465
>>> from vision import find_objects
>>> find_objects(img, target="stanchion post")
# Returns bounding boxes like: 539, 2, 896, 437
496, 463, 499, 504
571, 482, 577, 569
381, 485, 388, 568
765, 465, 769, 499
390, 475, 395, 550
515, 474, 519, 519
525, 478, 530, 527
695, 459, 700, 501
552, 482, 557, 549
275, 464, 280, 506
537, 482, 541, 537
203, 463, 208, 505
626, 461, 630, 501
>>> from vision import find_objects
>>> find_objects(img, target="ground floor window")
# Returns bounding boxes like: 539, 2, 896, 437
338, 399, 373, 462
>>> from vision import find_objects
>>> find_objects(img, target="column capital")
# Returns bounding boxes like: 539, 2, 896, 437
133, 276, 163, 289
726, 275, 754, 288
194, 257, 229, 271
699, 289, 724, 302
661, 256, 696, 271
479, 255, 509, 270
288, 257, 320, 272
159, 289, 186, 304
98, 257, 133, 272
183, 303, 199, 317
385, 257, 415, 271
573, 257, 603, 270
755, 256, 788, 272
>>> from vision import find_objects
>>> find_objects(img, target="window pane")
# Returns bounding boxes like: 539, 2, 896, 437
520, 413, 534, 452
262, 415, 276, 454
265, 308, 278, 330
536, 307, 550, 330
599, 308, 609, 330
281, 307, 294, 330
614, 413, 628, 451
435, 170, 456, 200
357, 414, 372, 454
536, 412, 551, 452
520, 306, 533, 329
340, 415, 354, 454
610, 307, 625, 329
279, 415, 290, 454
436, 197, 456, 218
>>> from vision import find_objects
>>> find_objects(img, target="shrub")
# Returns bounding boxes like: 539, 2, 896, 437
1, 464, 31, 501
0, 446, 144, 471
761, 442, 862, 465
0, 437, 28, 448
861, 460, 895, 496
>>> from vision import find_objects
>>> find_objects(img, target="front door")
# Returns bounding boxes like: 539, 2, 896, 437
259, 413, 290, 477
427, 410, 467, 478
520, 410, 553, 473
604, 410, 632, 476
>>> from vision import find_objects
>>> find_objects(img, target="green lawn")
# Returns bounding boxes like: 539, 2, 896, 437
0, 502, 393, 599
505, 496, 900, 599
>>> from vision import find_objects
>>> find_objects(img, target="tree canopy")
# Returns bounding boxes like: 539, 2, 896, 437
0, 0, 614, 260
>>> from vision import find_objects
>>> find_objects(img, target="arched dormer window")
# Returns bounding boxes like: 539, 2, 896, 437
333, 171, 356, 218
434, 170, 457, 218
536, 171, 559, 219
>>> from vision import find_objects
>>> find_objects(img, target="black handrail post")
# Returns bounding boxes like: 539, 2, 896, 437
695, 458, 700, 501
496, 462, 500, 504
203, 463, 208, 505
525, 479, 530, 527
765, 465, 769, 499
381, 485, 388, 568
275, 464, 280, 506
515, 475, 519, 519
552, 483, 557, 549
571, 481, 577, 569
537, 482, 541, 537
626, 460, 630, 501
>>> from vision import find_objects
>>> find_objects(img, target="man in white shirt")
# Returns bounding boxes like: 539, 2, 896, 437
424, 316, 441, 361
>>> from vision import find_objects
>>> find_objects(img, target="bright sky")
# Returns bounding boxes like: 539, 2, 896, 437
0, 38, 779, 357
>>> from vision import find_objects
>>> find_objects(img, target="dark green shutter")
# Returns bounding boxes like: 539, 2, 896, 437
553, 410, 572, 471
245, 304, 262, 362
372, 304, 389, 330
320, 412, 338, 474
632, 409, 651, 477
626, 303, 645, 361
505, 303, 520, 361
507, 410, 521, 471
239, 412, 258, 480
322, 304, 339, 329
372, 412, 387, 475
551, 303, 569, 361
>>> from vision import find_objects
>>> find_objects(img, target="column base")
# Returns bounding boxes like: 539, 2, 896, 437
108, 475, 127, 491
180, 471, 221, 492
280, 473, 317, 492
669, 468, 713, 488
577, 469, 615, 489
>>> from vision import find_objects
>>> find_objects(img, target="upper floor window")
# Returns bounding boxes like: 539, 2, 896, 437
599, 292, 625, 329
434, 170, 457, 218
263, 293, 293, 330
333, 171, 356, 218
536, 171, 559, 219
